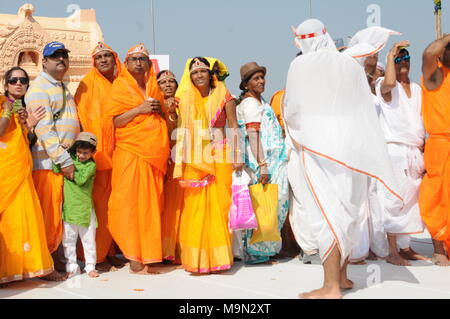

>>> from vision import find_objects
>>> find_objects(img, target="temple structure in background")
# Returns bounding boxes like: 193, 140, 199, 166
0, 3, 104, 94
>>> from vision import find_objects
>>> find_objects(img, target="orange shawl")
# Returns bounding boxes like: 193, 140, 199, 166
0, 95, 31, 214
75, 45, 122, 171
103, 66, 169, 174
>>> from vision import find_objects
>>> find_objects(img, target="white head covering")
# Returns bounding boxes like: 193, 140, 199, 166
293, 18, 336, 54
344, 26, 401, 65
284, 20, 403, 261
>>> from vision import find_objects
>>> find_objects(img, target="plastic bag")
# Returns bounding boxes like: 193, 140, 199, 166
228, 170, 258, 231
249, 183, 281, 245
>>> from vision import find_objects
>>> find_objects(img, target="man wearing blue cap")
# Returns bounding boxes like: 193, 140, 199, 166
25, 41, 80, 280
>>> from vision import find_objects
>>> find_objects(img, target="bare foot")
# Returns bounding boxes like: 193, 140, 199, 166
96, 261, 118, 273
432, 253, 450, 266
298, 287, 342, 299
129, 267, 150, 275
263, 259, 279, 265
146, 265, 161, 275
386, 253, 411, 266
88, 270, 100, 278
366, 250, 378, 260
399, 248, 431, 261
41, 270, 68, 281
107, 256, 127, 268
340, 278, 354, 290
349, 260, 367, 265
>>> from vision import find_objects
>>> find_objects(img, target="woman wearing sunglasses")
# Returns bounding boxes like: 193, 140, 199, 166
376, 41, 429, 266
0, 66, 62, 286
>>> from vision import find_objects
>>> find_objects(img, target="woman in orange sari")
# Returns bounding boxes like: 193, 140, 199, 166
0, 67, 57, 285
172, 57, 242, 273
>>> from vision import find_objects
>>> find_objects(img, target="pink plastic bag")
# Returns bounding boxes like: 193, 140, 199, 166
229, 171, 257, 231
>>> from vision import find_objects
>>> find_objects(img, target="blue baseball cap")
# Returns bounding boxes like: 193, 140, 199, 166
43, 41, 70, 57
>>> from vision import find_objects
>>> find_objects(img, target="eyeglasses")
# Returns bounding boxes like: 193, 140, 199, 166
7, 77, 29, 85
128, 56, 149, 63
394, 55, 410, 64
49, 51, 69, 59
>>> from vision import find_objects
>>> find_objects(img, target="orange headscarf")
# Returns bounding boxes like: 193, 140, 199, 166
74, 42, 122, 170
103, 45, 169, 174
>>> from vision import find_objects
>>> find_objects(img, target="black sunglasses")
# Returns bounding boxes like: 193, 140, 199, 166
49, 51, 69, 59
7, 77, 29, 85
394, 55, 410, 64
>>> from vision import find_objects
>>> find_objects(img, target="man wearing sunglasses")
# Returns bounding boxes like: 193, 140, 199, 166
420, 34, 450, 266
377, 41, 428, 266
25, 41, 80, 278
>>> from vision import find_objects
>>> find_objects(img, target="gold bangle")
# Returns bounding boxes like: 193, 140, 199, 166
168, 113, 178, 122
1, 110, 12, 119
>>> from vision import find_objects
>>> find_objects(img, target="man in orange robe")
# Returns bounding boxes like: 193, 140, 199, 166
419, 34, 450, 266
74, 42, 124, 271
103, 44, 169, 274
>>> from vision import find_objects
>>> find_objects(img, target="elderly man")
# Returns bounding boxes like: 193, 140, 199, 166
283, 19, 402, 299
103, 44, 169, 274
74, 42, 125, 272
420, 34, 450, 266
25, 42, 80, 279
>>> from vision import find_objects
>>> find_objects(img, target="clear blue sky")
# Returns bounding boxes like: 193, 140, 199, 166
1, 0, 447, 97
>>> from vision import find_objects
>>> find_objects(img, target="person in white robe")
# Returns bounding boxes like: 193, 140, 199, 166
376, 42, 429, 265
283, 19, 403, 299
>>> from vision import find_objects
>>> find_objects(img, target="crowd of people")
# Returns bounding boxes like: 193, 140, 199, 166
0, 17, 449, 299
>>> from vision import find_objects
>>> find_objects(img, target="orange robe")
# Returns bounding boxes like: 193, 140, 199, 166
0, 97, 54, 283
419, 65, 450, 252
269, 89, 285, 129
74, 52, 122, 263
103, 67, 169, 264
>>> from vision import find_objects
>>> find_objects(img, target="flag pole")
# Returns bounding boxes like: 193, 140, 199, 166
434, 0, 442, 39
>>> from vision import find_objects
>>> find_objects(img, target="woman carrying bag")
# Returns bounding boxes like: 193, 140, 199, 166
235, 62, 289, 264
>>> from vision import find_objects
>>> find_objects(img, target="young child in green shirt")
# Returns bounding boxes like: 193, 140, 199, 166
57, 132, 99, 278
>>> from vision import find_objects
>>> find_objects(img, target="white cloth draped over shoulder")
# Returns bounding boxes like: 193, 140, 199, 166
284, 19, 403, 265
375, 80, 425, 236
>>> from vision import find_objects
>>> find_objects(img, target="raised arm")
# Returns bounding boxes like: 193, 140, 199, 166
423, 34, 450, 91
380, 40, 410, 102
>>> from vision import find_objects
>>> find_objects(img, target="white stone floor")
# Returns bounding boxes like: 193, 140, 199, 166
1, 232, 449, 299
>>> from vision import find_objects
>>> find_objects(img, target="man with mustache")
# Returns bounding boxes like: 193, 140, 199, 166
74, 42, 125, 272
25, 42, 80, 279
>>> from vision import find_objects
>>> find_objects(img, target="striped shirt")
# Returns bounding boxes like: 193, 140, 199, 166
25, 72, 80, 170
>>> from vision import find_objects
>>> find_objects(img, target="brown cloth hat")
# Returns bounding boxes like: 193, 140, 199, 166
239, 62, 266, 90
76, 132, 97, 147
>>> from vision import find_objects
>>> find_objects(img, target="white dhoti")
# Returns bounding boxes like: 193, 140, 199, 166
288, 148, 318, 256
375, 80, 425, 246
383, 143, 424, 245
299, 147, 370, 264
